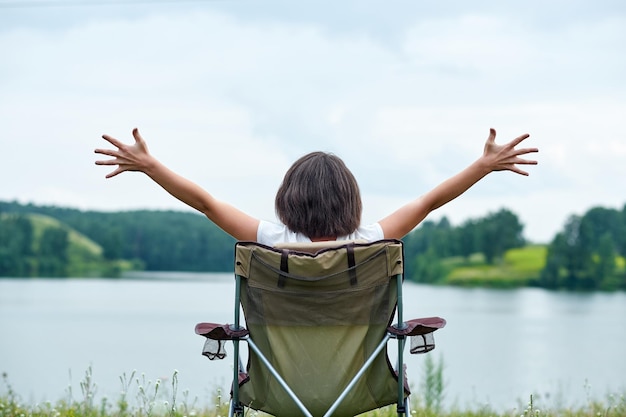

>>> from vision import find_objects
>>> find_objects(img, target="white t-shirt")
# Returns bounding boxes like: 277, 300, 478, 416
256, 220, 384, 246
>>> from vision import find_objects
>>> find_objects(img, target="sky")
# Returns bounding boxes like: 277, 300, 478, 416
1, 0, 625, 244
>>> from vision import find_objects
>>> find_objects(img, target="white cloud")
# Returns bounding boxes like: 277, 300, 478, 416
403, 14, 532, 75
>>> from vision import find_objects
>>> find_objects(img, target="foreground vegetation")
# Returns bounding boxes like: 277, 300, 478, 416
2, 361, 625, 417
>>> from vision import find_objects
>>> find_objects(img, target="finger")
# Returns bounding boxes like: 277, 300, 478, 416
509, 166, 529, 176
487, 128, 496, 144
507, 154, 538, 164
95, 158, 120, 166
101, 134, 124, 148
132, 127, 147, 147
516, 158, 538, 165
513, 147, 539, 156
94, 148, 119, 157
508, 133, 531, 148
105, 167, 125, 179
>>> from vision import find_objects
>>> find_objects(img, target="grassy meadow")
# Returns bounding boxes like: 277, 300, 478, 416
2, 364, 625, 417
443, 245, 548, 287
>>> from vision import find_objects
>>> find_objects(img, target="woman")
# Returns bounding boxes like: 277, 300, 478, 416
95, 127, 538, 245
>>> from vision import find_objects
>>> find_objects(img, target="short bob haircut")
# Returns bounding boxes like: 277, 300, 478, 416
275, 151, 362, 239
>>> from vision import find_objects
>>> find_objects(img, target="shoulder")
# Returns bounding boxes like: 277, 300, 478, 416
342, 223, 384, 242
257, 220, 285, 245
257, 220, 307, 245
257, 221, 384, 245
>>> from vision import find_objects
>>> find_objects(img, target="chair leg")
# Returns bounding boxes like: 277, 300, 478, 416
230, 401, 245, 417
397, 397, 408, 417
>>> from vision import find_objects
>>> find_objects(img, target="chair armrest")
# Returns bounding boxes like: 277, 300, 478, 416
195, 322, 249, 339
388, 317, 446, 354
387, 316, 446, 336
195, 323, 250, 361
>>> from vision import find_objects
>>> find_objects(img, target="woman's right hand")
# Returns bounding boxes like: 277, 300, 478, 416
481, 128, 538, 176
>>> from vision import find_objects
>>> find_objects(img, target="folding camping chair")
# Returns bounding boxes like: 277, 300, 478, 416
195, 239, 446, 417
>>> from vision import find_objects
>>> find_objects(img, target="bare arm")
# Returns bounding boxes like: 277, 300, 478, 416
94, 128, 259, 241
378, 128, 538, 240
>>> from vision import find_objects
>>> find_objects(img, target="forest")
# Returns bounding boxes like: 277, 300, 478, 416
1, 200, 625, 291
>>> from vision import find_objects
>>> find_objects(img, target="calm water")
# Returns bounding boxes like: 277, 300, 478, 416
1, 274, 625, 412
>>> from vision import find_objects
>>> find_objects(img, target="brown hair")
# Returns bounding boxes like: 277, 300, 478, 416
275, 152, 362, 239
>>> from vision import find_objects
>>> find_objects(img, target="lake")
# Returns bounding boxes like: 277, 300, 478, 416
1, 274, 625, 412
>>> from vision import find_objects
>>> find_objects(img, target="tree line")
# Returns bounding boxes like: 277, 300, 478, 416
539, 206, 626, 290
1, 200, 625, 290
0, 212, 70, 277
0, 201, 235, 277
403, 208, 525, 283
403, 204, 626, 290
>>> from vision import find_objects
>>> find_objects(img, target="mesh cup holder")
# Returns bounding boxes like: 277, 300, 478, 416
410, 332, 436, 354
202, 338, 227, 360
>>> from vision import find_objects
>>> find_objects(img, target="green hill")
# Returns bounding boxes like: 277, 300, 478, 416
28, 213, 103, 256
0, 212, 133, 278
38, 213, 138, 277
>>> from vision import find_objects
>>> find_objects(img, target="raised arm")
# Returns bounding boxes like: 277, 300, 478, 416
378, 128, 538, 240
94, 128, 259, 241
